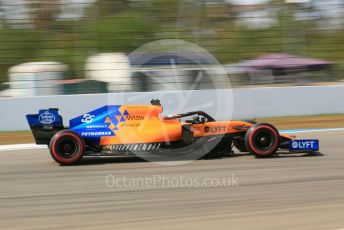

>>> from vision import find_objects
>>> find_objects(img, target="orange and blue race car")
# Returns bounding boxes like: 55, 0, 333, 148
26, 99, 319, 165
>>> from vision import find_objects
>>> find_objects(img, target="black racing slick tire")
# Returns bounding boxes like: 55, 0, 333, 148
49, 130, 85, 165
245, 123, 280, 158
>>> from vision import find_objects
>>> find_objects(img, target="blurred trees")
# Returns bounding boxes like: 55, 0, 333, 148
0, 0, 343, 83
25, 0, 61, 30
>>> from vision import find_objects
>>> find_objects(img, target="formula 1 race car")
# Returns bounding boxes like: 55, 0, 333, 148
26, 99, 319, 165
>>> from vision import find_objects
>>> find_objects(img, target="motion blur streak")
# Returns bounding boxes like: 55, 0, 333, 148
0, 131, 343, 230
1, 0, 344, 97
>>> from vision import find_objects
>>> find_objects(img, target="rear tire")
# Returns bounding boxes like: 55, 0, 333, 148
245, 123, 280, 158
49, 130, 85, 165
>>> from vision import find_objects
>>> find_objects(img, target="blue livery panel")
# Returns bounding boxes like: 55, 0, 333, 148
26, 108, 63, 126
288, 139, 319, 152
69, 105, 129, 138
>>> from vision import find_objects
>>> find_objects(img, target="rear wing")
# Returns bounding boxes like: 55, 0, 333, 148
26, 109, 64, 145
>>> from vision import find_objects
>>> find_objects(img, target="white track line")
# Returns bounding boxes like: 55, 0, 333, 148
280, 128, 344, 134
0, 144, 46, 152
1, 128, 344, 152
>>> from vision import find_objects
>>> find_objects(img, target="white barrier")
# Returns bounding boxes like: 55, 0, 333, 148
1, 85, 344, 131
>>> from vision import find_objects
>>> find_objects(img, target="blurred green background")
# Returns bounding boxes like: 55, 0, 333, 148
0, 0, 343, 83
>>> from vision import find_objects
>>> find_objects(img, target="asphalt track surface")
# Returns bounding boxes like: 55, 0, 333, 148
1, 131, 344, 230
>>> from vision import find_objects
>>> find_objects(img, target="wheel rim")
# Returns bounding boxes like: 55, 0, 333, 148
56, 137, 79, 159
252, 130, 275, 151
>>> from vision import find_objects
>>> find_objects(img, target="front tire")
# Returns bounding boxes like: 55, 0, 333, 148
49, 130, 85, 165
245, 123, 280, 158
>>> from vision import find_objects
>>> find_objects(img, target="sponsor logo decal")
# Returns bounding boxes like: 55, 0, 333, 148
205, 126, 226, 133
103, 143, 161, 152
126, 115, 145, 121
86, 124, 108, 129
292, 141, 299, 149
81, 131, 113, 137
39, 111, 55, 124
81, 114, 95, 123
289, 140, 319, 151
